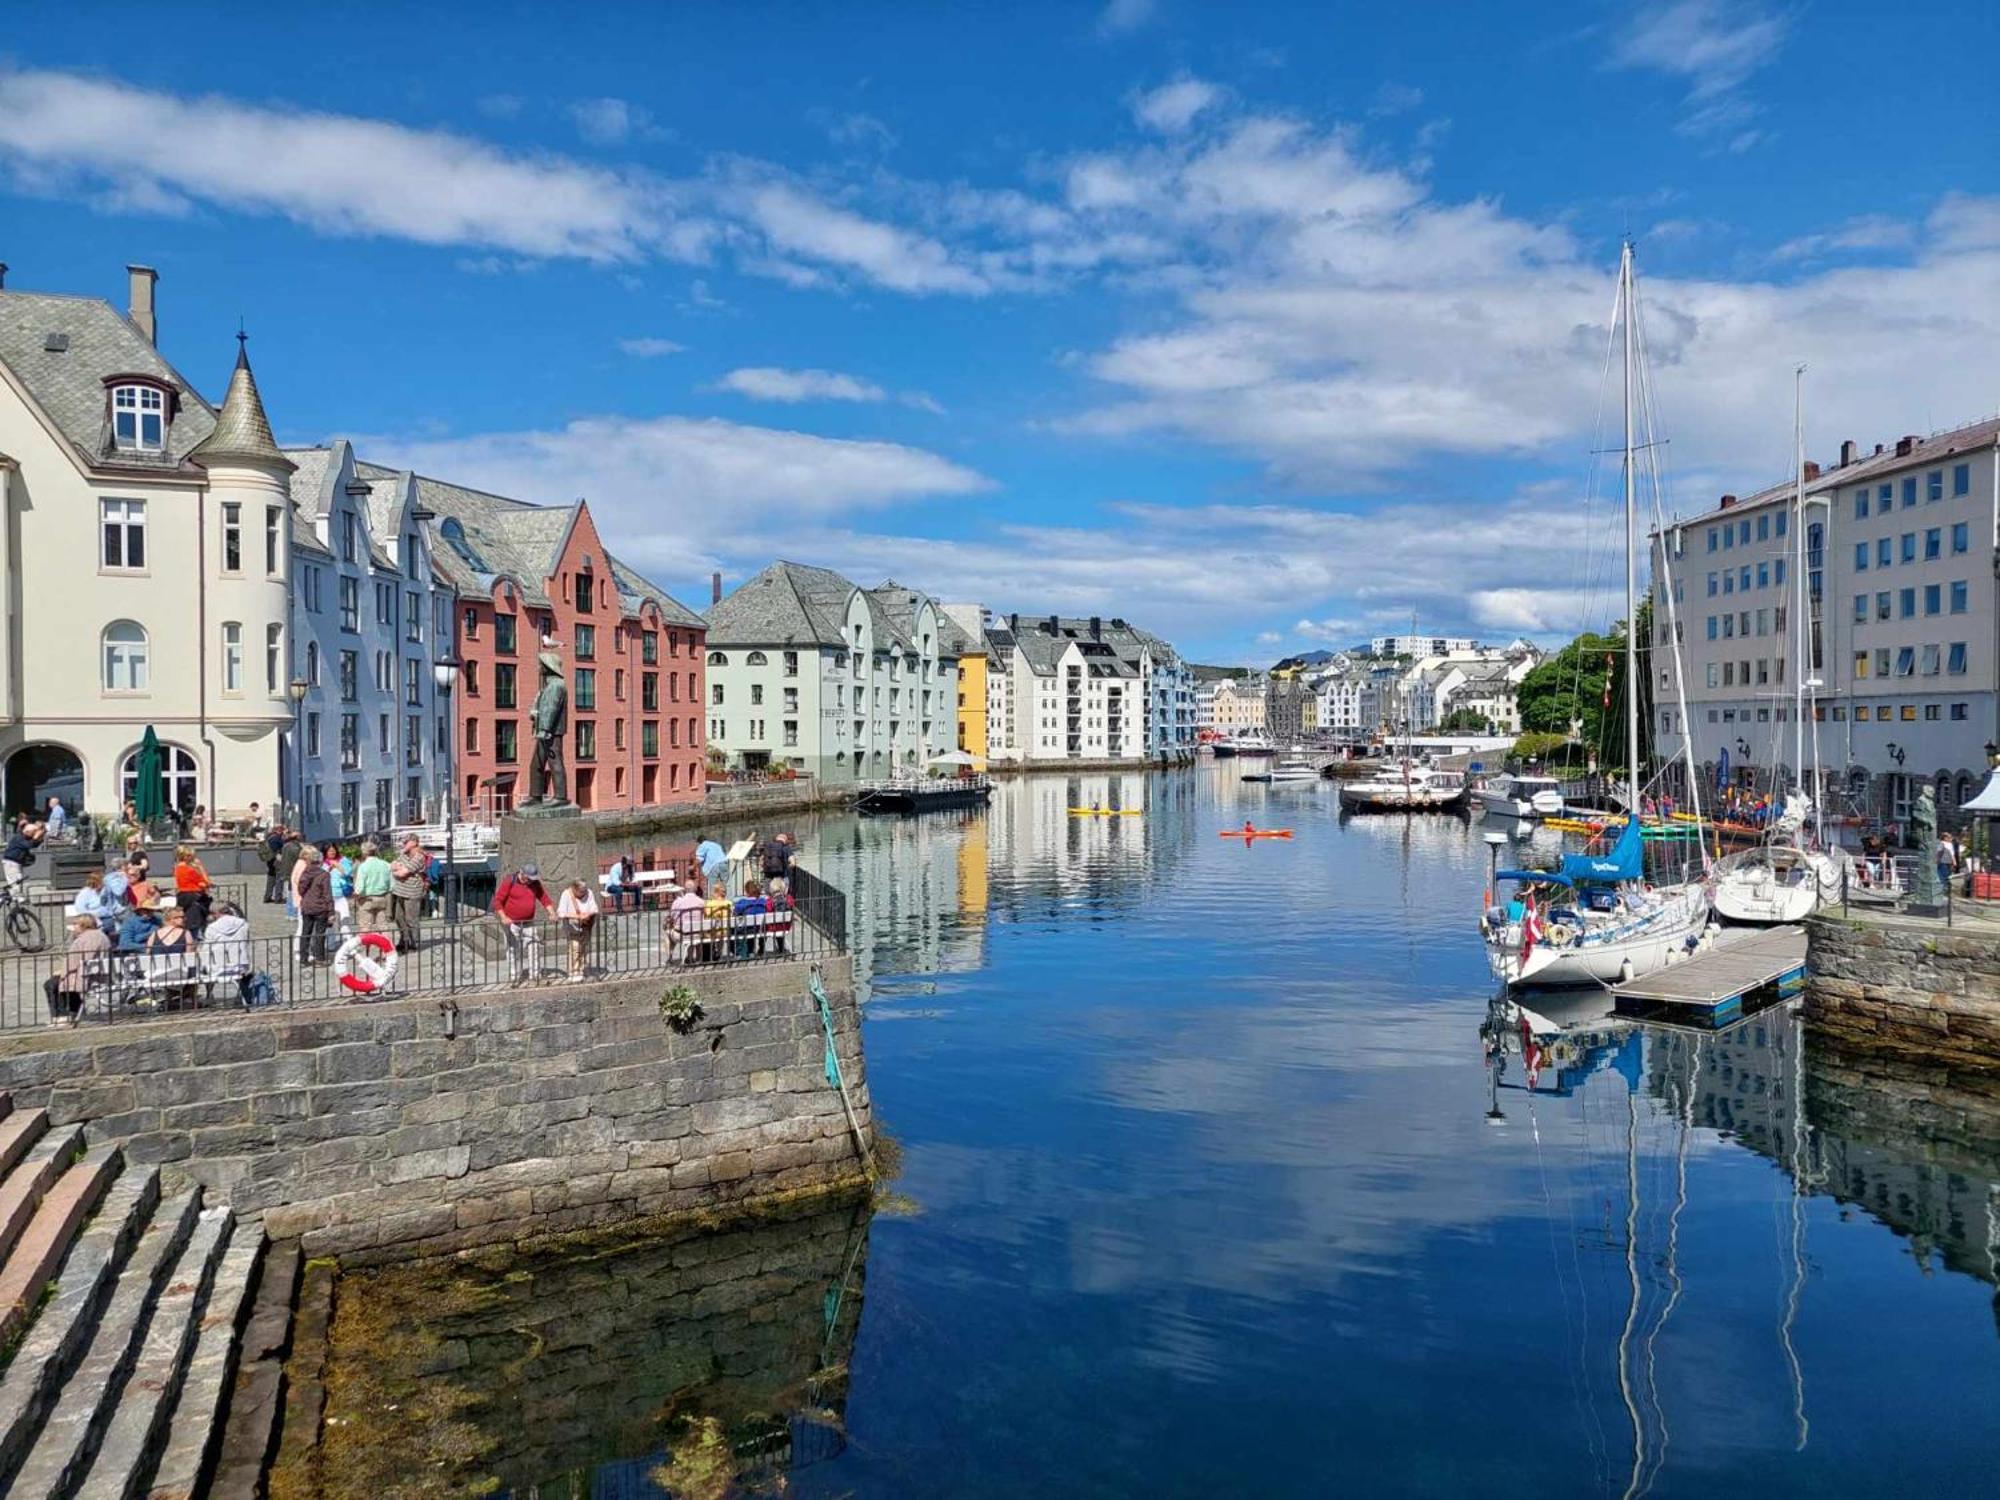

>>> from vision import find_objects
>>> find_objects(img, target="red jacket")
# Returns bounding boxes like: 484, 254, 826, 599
493, 874, 552, 923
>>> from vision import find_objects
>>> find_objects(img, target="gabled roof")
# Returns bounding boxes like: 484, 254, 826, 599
707, 561, 857, 648
0, 289, 217, 473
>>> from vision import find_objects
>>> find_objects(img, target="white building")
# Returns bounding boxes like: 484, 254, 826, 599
704, 562, 955, 780
281, 441, 453, 839
0, 267, 294, 825
1371, 633, 1480, 658
983, 614, 1191, 764
1653, 417, 2000, 825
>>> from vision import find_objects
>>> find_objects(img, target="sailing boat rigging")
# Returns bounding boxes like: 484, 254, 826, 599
1709, 367, 1844, 924
1482, 243, 1709, 987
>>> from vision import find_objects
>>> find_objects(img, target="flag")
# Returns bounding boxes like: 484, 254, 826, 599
1601, 651, 1614, 710
1520, 894, 1544, 960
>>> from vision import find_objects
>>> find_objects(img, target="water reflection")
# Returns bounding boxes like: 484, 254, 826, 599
308, 1196, 870, 1498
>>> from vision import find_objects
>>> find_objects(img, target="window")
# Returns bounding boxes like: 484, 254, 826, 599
642, 721, 659, 757
711, 683, 724, 706
613, 668, 625, 702
641, 632, 658, 665
1705, 663, 1718, 688
378, 713, 391, 755
1922, 527, 1941, 560
1755, 608, 1769, 636
405, 657, 423, 707
1877, 483, 1892, 514
613, 718, 625, 751
1921, 644, 1941, 676
1948, 642, 1967, 674
1776, 512, 1787, 538
784, 720, 798, 747
339, 650, 358, 702
1928, 469, 1943, 502
340, 713, 360, 770
1707, 573, 1718, 597
573, 568, 594, 613
1951, 703, 1969, 721
746, 650, 768, 667
1952, 522, 1969, 553
1924, 584, 1941, 616
1876, 648, 1891, 677
221, 622, 243, 693
1852, 651, 1869, 680
1776, 559, 1787, 585
576, 623, 596, 660
406, 715, 423, 765
1924, 704, 1941, 721
266, 623, 282, 693
305, 712, 321, 757
1875, 591, 1890, 621
1899, 588, 1915, 619
338, 576, 359, 631
341, 513, 357, 563
707, 651, 727, 667
1756, 563, 1769, 588
1707, 528, 1718, 552
1951, 581, 1968, 614
267, 506, 283, 575
462, 659, 478, 695
305, 641, 320, 687
750, 683, 764, 705
101, 620, 149, 692
495, 721, 518, 763
642, 672, 658, 710
1900, 705, 1917, 722
1706, 616, 1718, 640
710, 718, 725, 740
1739, 520, 1750, 544
374, 581, 393, 626
100, 499, 146, 569
1723, 573, 1735, 596
783, 650, 799, 677
1723, 662, 1735, 686
1953, 463, 1970, 496
575, 721, 596, 762
1852, 594, 1867, 623
222, 502, 242, 572
1901, 533, 1916, 563
1902, 477, 1916, 507
406, 591, 422, 644
496, 663, 517, 709
1877, 538, 1892, 567
1895, 647, 1915, 677
1853, 491, 1868, 520
111, 383, 167, 451
1722, 616, 1734, 639
1854, 543, 1868, 571
405, 536, 421, 582
495, 614, 518, 653
575, 668, 596, 711
1757, 514, 1769, 541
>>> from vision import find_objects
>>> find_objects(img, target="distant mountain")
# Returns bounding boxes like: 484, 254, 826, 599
1188, 663, 1252, 682
1269, 649, 1338, 673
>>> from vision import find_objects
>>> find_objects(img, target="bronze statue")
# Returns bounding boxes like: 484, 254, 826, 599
1911, 784, 1942, 905
525, 649, 571, 808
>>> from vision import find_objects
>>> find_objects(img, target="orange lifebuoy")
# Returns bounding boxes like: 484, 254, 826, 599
335, 931, 399, 995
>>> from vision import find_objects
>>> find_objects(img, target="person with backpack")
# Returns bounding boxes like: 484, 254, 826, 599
759, 831, 795, 884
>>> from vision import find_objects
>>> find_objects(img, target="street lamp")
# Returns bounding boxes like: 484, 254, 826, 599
1886, 741, 1906, 767
434, 657, 460, 993
287, 677, 309, 832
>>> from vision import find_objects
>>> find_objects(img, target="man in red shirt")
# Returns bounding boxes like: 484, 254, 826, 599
492, 863, 554, 985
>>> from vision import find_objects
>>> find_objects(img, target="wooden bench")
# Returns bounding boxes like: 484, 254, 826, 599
664, 904, 795, 964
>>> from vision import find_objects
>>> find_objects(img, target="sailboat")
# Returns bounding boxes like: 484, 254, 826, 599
1709, 370, 1844, 925
1482, 243, 1709, 988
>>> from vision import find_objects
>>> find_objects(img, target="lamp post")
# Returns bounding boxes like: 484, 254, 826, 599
287, 678, 309, 833
434, 657, 460, 993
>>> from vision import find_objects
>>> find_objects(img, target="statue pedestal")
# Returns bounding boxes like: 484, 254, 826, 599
500, 810, 597, 895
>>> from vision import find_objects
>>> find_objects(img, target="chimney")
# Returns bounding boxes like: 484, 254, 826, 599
1047, 614, 1058, 634
1839, 439, 1858, 467
1873, 443, 1884, 455
1802, 460, 1821, 481
126, 264, 157, 345
710, 570, 722, 605
0, 263, 8, 290
1008, 612, 1019, 633
1719, 494, 1737, 508
1089, 615, 1101, 638
1896, 434, 1918, 457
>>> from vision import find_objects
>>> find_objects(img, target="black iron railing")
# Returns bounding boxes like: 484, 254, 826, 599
0, 893, 846, 1031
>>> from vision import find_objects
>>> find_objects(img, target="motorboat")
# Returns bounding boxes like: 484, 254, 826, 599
1473, 773, 1565, 819
1243, 758, 1320, 784
1338, 760, 1468, 812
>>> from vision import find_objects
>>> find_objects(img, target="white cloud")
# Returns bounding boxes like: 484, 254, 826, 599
617, 337, 685, 357
1255, 630, 1284, 646
810, 109, 897, 152
1098, 0, 1155, 36
1132, 78, 1222, 134
568, 97, 664, 147
1610, 1, 1793, 143
737, 180, 992, 295
1772, 214, 1917, 263
715, 367, 887, 403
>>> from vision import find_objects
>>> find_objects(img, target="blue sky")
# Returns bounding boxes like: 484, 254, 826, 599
3, 0, 1996, 662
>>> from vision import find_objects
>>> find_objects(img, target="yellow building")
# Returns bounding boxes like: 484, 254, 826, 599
943, 607, 988, 769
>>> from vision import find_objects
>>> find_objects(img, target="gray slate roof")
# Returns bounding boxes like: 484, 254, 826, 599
0, 290, 216, 472
189, 340, 291, 470
707, 561, 856, 648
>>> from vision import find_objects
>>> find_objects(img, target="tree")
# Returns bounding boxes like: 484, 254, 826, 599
1514, 605, 1656, 773
1439, 707, 1493, 733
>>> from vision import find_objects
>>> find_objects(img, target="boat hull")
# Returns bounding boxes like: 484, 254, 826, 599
1340, 785, 1467, 812
1485, 884, 1708, 988
1710, 848, 1841, 925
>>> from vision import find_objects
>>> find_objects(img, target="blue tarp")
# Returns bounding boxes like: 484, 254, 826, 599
1557, 816, 1644, 886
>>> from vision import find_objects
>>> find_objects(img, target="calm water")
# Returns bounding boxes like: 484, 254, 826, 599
324, 765, 2000, 1498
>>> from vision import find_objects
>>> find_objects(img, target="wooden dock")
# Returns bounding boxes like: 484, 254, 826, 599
1612, 925, 1807, 1027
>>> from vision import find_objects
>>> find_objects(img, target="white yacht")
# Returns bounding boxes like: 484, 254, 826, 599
1339, 761, 1467, 812
1474, 774, 1565, 819
1245, 758, 1320, 784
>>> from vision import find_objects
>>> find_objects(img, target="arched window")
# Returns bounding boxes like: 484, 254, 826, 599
1936, 771, 1955, 810
102, 620, 149, 692
707, 651, 727, 667
745, 650, 768, 667
1957, 773, 1977, 807
121, 742, 199, 815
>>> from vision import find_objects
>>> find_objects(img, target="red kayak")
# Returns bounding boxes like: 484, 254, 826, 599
1220, 827, 1293, 840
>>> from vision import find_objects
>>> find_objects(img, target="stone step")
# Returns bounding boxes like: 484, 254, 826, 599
0, 1121, 78, 1266
5, 1188, 201, 1499
0, 1141, 119, 1348
74, 1208, 235, 1500
202, 1238, 299, 1500
143, 1224, 264, 1500
0, 1167, 161, 1487
0, 1105, 46, 1184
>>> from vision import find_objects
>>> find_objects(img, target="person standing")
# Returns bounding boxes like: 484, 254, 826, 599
557, 877, 599, 982
296, 847, 333, 965
694, 832, 728, 893
172, 844, 213, 938
492, 864, 554, 984
351, 839, 393, 936
44, 796, 66, 843
759, 831, 795, 885
329, 847, 356, 936
3, 819, 45, 892
389, 838, 429, 953
260, 825, 285, 903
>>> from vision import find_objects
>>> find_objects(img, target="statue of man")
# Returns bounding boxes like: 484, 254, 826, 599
526, 650, 569, 806
1911, 784, 1943, 904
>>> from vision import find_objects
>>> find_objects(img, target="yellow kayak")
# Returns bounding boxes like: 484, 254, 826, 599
1068, 808, 1142, 816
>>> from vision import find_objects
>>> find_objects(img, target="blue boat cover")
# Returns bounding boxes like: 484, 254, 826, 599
1557, 817, 1644, 886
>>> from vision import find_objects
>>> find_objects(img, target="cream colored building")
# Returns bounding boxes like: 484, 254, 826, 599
1207, 676, 1266, 733
0, 266, 293, 823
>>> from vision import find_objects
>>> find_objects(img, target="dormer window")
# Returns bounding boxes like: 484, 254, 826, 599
111, 382, 167, 451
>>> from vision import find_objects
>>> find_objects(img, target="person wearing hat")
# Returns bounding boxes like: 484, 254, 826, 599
492, 863, 555, 984
524, 649, 570, 807
116, 891, 162, 952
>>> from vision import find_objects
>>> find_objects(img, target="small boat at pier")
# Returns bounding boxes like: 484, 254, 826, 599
1473, 774, 1565, 819
1338, 761, 1467, 813
855, 776, 993, 815
1242, 759, 1319, 784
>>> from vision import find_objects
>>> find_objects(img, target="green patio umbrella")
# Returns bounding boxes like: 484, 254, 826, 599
133, 726, 165, 828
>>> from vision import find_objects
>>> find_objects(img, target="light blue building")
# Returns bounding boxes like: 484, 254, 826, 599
281, 440, 452, 840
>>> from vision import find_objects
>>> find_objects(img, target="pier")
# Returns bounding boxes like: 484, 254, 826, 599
1613, 925, 1807, 1027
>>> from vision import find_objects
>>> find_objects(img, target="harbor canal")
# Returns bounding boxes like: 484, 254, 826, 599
312, 764, 2000, 1497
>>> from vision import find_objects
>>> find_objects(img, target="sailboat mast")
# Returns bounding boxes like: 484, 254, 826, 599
1621, 242, 1640, 815
1793, 365, 1807, 793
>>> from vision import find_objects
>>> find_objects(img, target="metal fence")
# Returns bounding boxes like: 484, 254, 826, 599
0, 893, 846, 1031
1839, 853, 1972, 924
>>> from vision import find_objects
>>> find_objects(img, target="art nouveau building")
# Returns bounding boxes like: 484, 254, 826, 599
0, 266, 293, 822
982, 613, 1189, 764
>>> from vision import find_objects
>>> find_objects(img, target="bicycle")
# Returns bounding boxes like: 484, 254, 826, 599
0, 882, 48, 953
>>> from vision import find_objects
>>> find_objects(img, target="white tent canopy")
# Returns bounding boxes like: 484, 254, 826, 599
1961, 768, 2000, 814
929, 750, 976, 767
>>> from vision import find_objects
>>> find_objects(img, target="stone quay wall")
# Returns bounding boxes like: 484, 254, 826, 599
590, 779, 851, 839
0, 962, 872, 1266
1804, 912, 2000, 1070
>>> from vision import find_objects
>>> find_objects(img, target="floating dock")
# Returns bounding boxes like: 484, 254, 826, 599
1612, 925, 1807, 1028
